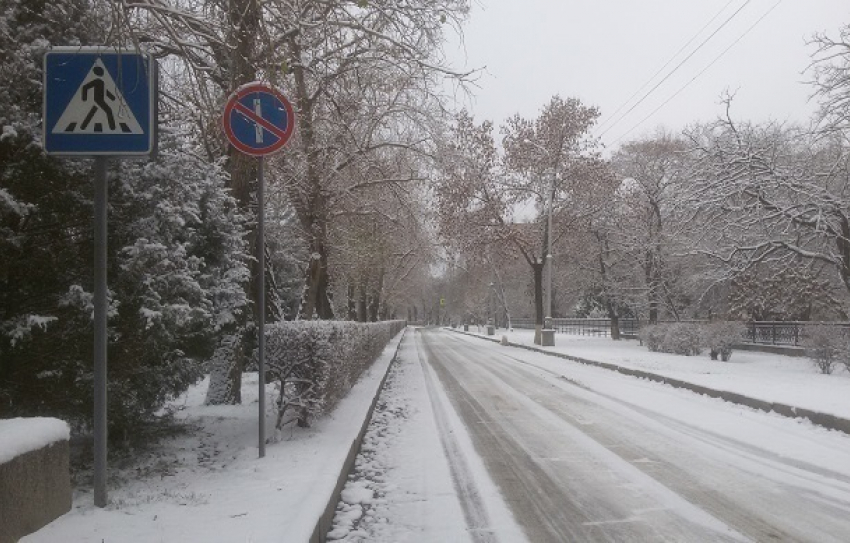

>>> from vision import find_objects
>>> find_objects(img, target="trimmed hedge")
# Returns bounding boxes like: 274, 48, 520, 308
265, 320, 406, 434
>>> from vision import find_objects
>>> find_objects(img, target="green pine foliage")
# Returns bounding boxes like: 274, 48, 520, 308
0, 0, 251, 437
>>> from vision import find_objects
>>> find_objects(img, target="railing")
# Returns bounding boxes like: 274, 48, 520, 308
509, 318, 850, 346
745, 321, 850, 346
511, 318, 639, 338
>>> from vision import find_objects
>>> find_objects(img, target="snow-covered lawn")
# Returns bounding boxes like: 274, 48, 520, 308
461, 327, 850, 420
23, 331, 406, 543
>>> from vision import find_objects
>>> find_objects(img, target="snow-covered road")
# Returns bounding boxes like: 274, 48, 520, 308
334, 327, 850, 542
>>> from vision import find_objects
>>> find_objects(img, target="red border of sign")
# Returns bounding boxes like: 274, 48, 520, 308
223, 82, 296, 157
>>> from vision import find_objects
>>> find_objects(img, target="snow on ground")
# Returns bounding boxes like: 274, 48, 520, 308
429, 329, 850, 541
20, 325, 850, 543
462, 327, 850, 419
23, 330, 405, 543
0, 417, 70, 464
327, 331, 526, 542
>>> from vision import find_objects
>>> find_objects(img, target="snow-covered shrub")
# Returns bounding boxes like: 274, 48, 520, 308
662, 323, 703, 356
704, 321, 745, 361
803, 326, 848, 375
640, 323, 703, 355
638, 325, 665, 352
265, 320, 406, 433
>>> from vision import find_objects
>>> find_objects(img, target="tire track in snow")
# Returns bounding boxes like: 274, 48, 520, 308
415, 330, 500, 543
421, 329, 753, 542
436, 329, 850, 542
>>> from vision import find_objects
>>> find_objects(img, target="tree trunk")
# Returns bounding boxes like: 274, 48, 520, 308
204, 334, 242, 405
300, 234, 334, 320
646, 251, 659, 324
838, 216, 850, 294
346, 283, 357, 321
368, 267, 384, 322
609, 311, 621, 340
532, 260, 544, 345
356, 275, 368, 322
290, 37, 335, 321
206, 0, 260, 405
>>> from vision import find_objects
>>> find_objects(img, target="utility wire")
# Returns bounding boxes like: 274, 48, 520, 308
609, 0, 784, 146
598, 0, 752, 138
595, 0, 737, 134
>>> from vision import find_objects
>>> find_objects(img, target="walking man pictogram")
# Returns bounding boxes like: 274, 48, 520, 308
80, 66, 116, 132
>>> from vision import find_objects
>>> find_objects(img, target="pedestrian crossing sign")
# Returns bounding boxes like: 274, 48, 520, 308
43, 47, 157, 156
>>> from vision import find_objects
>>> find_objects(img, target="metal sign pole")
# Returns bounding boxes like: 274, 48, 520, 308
93, 156, 108, 507
222, 82, 296, 459
43, 49, 157, 508
258, 156, 266, 458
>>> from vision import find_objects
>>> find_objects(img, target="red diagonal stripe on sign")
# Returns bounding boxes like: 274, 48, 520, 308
232, 101, 288, 141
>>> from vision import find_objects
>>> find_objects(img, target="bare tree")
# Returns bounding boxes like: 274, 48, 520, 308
809, 23, 850, 137
501, 96, 615, 343
611, 132, 692, 322
121, 0, 472, 401
683, 108, 850, 313
436, 97, 614, 344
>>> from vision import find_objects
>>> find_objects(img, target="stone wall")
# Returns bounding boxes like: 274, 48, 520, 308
0, 440, 71, 543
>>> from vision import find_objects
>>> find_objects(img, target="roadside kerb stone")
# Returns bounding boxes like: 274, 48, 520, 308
450, 329, 850, 437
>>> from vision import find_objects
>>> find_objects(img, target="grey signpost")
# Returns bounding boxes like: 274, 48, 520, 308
222, 82, 296, 458
43, 47, 158, 507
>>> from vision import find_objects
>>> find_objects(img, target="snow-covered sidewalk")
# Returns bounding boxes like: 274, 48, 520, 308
457, 327, 850, 421
326, 328, 525, 542
23, 330, 406, 543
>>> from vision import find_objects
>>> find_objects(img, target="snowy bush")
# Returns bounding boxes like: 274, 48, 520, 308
704, 321, 745, 362
803, 326, 848, 375
638, 325, 665, 352
265, 320, 406, 433
662, 323, 703, 356
639, 323, 703, 356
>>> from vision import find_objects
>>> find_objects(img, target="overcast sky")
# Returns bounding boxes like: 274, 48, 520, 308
444, 0, 849, 153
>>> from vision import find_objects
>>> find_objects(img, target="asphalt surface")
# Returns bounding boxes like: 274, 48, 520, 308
416, 327, 850, 543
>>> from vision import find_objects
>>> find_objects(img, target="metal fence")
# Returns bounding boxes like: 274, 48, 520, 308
510, 319, 850, 347
745, 321, 850, 346
511, 318, 639, 338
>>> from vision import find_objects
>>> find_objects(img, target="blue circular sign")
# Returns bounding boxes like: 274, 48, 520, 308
223, 83, 295, 156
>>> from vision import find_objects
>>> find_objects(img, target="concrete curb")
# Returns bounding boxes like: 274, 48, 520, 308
450, 329, 850, 436
310, 327, 408, 543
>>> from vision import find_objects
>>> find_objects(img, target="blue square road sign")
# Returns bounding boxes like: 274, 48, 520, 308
43, 47, 157, 156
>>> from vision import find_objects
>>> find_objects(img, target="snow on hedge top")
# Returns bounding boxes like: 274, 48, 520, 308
0, 417, 70, 465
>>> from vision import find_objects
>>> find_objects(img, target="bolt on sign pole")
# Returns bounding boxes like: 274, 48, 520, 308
43, 47, 157, 507
222, 82, 296, 458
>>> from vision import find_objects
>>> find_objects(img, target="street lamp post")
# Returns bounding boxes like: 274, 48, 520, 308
542, 174, 556, 347
487, 282, 495, 335
545, 173, 554, 322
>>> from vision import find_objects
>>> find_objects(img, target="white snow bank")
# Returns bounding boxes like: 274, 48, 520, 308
23, 328, 407, 543
460, 328, 850, 420
0, 417, 70, 465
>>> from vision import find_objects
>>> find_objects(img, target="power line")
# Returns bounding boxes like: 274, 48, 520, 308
595, 0, 737, 134
610, 0, 784, 146
598, 0, 752, 139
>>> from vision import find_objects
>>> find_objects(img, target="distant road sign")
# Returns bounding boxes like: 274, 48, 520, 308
223, 83, 295, 156
43, 47, 156, 156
